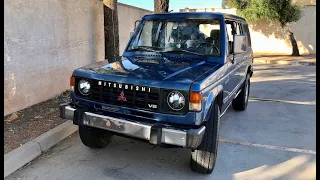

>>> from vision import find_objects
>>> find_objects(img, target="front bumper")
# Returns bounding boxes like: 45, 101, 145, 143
60, 103, 205, 149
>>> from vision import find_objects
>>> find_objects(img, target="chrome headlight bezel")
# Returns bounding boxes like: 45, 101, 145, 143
78, 79, 91, 96
167, 91, 186, 111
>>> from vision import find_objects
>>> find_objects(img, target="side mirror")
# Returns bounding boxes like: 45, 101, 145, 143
130, 20, 140, 37
233, 35, 247, 54
134, 20, 141, 30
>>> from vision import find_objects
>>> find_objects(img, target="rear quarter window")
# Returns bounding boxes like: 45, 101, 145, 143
243, 23, 252, 48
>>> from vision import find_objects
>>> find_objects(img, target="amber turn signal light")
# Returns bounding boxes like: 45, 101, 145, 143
189, 91, 202, 104
70, 76, 75, 91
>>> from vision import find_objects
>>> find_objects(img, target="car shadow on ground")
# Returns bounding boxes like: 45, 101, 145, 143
60, 127, 315, 180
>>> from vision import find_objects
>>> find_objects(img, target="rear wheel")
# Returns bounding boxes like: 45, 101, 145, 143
190, 103, 220, 174
79, 125, 113, 148
232, 74, 250, 111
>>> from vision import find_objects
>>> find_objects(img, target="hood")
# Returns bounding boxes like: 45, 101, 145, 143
73, 57, 220, 90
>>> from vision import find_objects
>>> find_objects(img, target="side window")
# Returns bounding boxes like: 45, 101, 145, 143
225, 22, 233, 55
225, 21, 240, 55
226, 23, 233, 41
235, 22, 242, 35
243, 23, 252, 48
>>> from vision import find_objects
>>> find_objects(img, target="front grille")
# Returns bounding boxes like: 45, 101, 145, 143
85, 79, 160, 111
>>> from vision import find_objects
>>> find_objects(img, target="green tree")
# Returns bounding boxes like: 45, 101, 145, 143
226, 0, 302, 56
154, 0, 169, 13
221, 0, 229, 8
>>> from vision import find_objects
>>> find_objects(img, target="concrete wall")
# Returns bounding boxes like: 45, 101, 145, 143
4, 0, 105, 116
4, 1, 152, 116
117, 3, 152, 54
250, 6, 316, 55
181, 6, 316, 55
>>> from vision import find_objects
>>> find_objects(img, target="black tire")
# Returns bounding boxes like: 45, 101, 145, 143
190, 103, 220, 174
79, 125, 113, 148
232, 74, 250, 111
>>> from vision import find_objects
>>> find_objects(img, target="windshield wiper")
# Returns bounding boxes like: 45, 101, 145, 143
165, 49, 207, 59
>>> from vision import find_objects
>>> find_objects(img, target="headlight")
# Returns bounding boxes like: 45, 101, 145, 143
78, 79, 91, 95
167, 91, 185, 111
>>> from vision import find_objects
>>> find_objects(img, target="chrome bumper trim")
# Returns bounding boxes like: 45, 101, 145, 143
60, 104, 206, 149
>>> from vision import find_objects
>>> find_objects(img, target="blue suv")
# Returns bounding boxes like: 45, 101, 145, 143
60, 12, 253, 174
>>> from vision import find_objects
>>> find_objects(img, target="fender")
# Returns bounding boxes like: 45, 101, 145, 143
203, 84, 223, 122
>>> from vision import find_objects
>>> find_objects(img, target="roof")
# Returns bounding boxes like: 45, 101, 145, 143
142, 12, 246, 21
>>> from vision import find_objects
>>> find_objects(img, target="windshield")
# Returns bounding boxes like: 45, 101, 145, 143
127, 19, 221, 57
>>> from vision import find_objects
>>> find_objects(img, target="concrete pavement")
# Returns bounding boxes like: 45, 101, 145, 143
253, 55, 316, 65
6, 63, 316, 180
4, 121, 78, 178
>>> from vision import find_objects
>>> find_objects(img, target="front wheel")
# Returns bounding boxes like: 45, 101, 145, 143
190, 103, 220, 174
79, 125, 113, 148
232, 74, 250, 111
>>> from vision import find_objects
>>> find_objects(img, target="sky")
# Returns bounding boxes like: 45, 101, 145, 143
118, 0, 223, 12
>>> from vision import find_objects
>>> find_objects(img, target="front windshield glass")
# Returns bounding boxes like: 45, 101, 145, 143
127, 19, 221, 56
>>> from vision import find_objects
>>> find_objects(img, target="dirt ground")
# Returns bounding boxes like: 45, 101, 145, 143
4, 91, 71, 154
